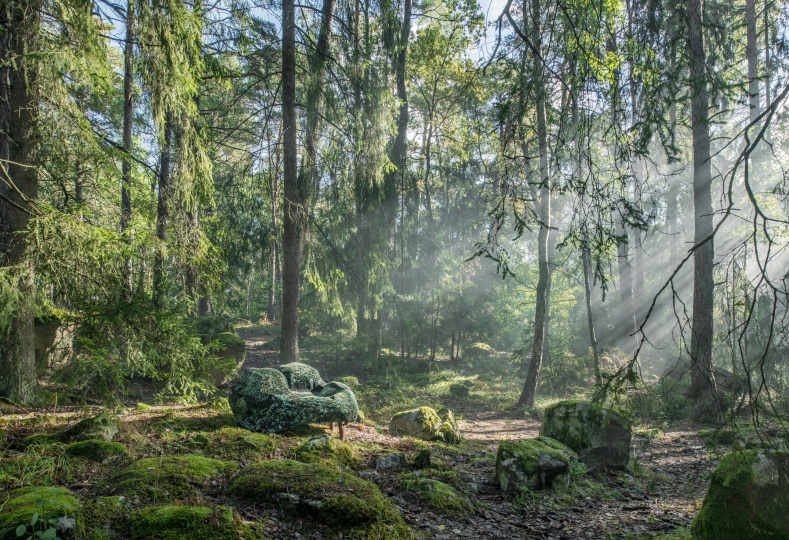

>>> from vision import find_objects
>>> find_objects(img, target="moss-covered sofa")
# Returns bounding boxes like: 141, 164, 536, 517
229, 363, 359, 438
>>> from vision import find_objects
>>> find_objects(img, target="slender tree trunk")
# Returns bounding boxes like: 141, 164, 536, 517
0, 0, 40, 404
153, 114, 173, 309
280, 0, 299, 360
121, 0, 134, 293
745, 0, 760, 123
686, 0, 720, 422
518, 0, 550, 408
582, 245, 602, 386
280, 0, 336, 361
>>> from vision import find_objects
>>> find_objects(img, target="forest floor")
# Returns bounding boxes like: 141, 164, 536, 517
0, 324, 720, 540
236, 325, 710, 539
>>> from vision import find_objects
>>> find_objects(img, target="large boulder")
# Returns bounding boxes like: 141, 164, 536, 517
691, 450, 789, 540
540, 400, 632, 470
495, 436, 580, 492
229, 367, 359, 433
390, 406, 462, 443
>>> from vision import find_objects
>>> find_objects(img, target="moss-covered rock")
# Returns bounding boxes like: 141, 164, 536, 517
130, 505, 249, 540
60, 413, 120, 443
294, 434, 360, 469
276, 362, 326, 391
390, 407, 442, 440
401, 475, 473, 517
229, 368, 359, 433
413, 448, 431, 469
65, 440, 128, 462
691, 450, 789, 539
107, 456, 236, 503
540, 400, 632, 470
449, 383, 470, 398
0, 487, 82, 540
81, 496, 129, 540
463, 342, 494, 360
495, 437, 579, 492
337, 375, 360, 388
438, 407, 461, 444
227, 459, 411, 539
389, 406, 461, 443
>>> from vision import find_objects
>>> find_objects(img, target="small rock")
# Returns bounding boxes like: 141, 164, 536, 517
375, 452, 409, 469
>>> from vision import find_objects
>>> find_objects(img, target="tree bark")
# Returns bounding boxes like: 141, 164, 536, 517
745, 0, 760, 122
583, 245, 602, 386
153, 114, 173, 309
0, 0, 40, 404
280, 0, 336, 361
686, 0, 720, 422
121, 0, 134, 293
518, 0, 551, 408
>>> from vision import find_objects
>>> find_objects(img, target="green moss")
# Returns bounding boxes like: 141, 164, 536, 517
0, 487, 82, 540
449, 383, 470, 398
107, 455, 236, 503
215, 332, 245, 348
634, 428, 665, 440
337, 376, 360, 387
293, 435, 360, 469
65, 440, 128, 462
60, 413, 120, 443
438, 408, 461, 444
228, 459, 411, 539
130, 505, 249, 540
413, 449, 431, 469
135, 403, 153, 412
390, 407, 442, 440
495, 438, 579, 492
691, 450, 789, 539
81, 496, 129, 540
401, 475, 472, 517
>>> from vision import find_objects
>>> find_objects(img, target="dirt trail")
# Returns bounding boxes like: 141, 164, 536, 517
237, 326, 711, 539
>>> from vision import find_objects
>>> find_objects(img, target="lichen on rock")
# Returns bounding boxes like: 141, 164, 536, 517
229, 367, 359, 434
495, 437, 580, 492
691, 450, 789, 539
227, 459, 411, 539
60, 413, 120, 443
277, 362, 326, 391
540, 400, 631, 470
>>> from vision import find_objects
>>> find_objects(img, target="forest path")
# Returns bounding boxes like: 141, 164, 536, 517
236, 325, 711, 539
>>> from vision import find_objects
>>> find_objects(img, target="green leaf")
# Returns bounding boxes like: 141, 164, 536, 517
40, 528, 57, 540
30, 513, 39, 526
15, 524, 27, 537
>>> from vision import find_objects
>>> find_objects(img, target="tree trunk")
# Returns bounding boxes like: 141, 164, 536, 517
153, 114, 173, 309
280, 0, 336, 361
686, 0, 720, 422
121, 0, 134, 293
583, 246, 602, 386
0, 0, 40, 404
745, 0, 760, 123
518, 0, 550, 408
